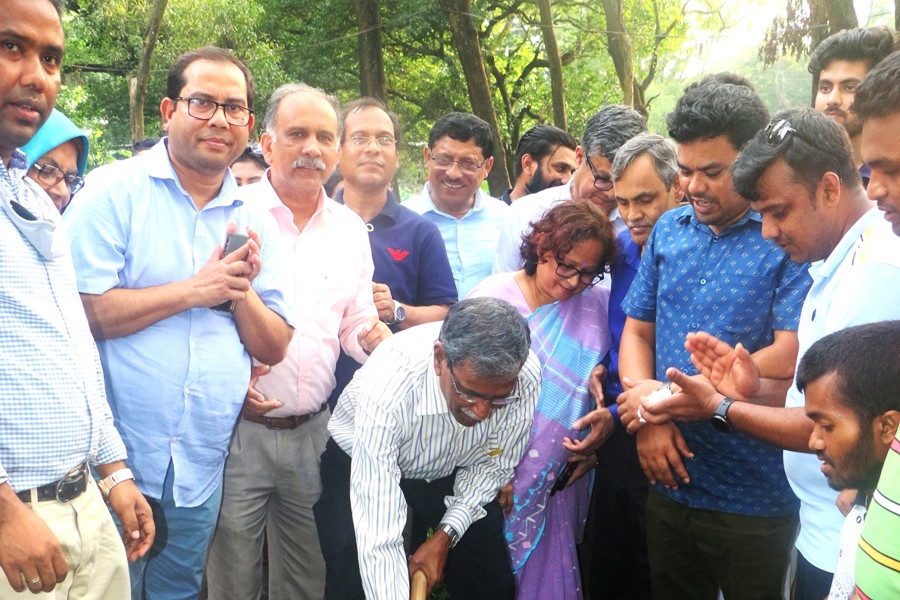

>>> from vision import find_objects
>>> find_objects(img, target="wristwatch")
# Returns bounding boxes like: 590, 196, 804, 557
97, 468, 135, 499
437, 522, 460, 548
392, 300, 406, 324
710, 397, 735, 433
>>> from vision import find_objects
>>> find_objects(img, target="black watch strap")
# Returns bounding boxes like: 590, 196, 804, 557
710, 397, 735, 433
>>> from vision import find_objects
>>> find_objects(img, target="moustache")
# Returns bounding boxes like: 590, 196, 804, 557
292, 157, 327, 170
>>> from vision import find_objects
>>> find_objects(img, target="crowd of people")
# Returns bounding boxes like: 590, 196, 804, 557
3, 1, 900, 600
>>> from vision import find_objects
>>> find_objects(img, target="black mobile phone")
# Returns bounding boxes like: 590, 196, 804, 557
211, 232, 250, 313
550, 461, 578, 496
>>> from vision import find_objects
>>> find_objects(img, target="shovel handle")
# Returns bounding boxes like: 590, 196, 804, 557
410, 570, 428, 600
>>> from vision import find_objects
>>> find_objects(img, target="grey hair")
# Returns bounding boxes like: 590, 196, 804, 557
611, 133, 679, 191
581, 104, 648, 162
263, 83, 343, 139
439, 298, 531, 380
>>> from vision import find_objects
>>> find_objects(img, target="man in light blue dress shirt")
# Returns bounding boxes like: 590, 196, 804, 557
405, 112, 508, 298
65, 47, 294, 599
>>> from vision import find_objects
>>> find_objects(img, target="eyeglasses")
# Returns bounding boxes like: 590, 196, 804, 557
348, 134, 396, 148
30, 163, 84, 195
173, 97, 254, 127
585, 157, 614, 191
447, 362, 520, 407
764, 118, 844, 180
430, 154, 489, 174
555, 255, 604, 287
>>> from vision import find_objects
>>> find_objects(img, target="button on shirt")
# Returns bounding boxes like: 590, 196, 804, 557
64, 139, 294, 507
491, 181, 627, 275
247, 177, 377, 417
405, 183, 508, 299
783, 209, 900, 573
329, 322, 541, 600
0, 152, 126, 491
623, 205, 811, 516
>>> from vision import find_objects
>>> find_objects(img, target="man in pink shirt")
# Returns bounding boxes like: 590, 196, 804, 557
205, 83, 391, 600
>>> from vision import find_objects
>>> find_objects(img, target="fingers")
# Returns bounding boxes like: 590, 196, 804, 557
497, 483, 513, 515
588, 364, 606, 407
249, 364, 270, 386
242, 392, 282, 416
358, 318, 391, 354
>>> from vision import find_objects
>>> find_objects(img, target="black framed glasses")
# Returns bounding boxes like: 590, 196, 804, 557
430, 154, 489, 175
30, 163, 84, 195
174, 97, 254, 127
447, 362, 520, 407
555, 255, 604, 287
585, 157, 614, 191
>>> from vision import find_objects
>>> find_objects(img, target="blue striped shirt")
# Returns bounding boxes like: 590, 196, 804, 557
0, 150, 126, 491
329, 321, 541, 600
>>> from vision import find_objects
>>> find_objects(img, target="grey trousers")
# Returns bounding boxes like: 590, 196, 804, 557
206, 411, 329, 600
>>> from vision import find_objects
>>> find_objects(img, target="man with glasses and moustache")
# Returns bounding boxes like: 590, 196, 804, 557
314, 298, 542, 600
635, 107, 900, 600
616, 83, 811, 600
64, 47, 294, 598
405, 113, 507, 298
492, 105, 646, 274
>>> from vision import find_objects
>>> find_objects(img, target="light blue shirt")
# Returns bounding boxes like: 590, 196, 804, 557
405, 183, 507, 299
0, 150, 126, 491
783, 208, 900, 573
64, 139, 294, 507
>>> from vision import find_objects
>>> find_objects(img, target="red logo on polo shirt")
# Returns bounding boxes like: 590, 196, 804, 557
388, 248, 410, 261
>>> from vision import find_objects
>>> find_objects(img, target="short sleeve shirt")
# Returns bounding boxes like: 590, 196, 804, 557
623, 205, 811, 516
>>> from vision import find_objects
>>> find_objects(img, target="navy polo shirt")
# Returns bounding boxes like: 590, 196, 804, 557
604, 230, 642, 403
328, 189, 458, 408
623, 204, 811, 517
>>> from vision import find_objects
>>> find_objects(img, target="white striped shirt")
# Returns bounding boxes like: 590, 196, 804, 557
329, 321, 540, 600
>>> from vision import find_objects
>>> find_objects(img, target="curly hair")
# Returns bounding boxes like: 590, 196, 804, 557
667, 82, 769, 150
854, 50, 900, 122
520, 200, 616, 278
808, 27, 899, 84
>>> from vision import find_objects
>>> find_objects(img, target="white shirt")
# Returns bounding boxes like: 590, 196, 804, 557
491, 181, 625, 274
783, 209, 900, 572
329, 321, 541, 600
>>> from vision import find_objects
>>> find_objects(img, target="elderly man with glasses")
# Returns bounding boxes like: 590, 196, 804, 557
314, 297, 542, 600
63, 46, 295, 599
492, 104, 647, 275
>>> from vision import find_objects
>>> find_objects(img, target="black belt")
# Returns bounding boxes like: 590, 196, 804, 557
242, 404, 327, 430
16, 462, 89, 504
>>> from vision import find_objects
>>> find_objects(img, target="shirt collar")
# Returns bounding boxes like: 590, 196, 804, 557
418, 357, 451, 417
334, 188, 401, 225
254, 170, 329, 234
145, 137, 244, 210
675, 204, 761, 233
809, 207, 882, 282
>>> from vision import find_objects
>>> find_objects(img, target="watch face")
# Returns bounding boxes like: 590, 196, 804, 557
711, 415, 733, 434
395, 305, 406, 322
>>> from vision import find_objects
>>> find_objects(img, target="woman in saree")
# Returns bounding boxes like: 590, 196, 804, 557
468, 200, 616, 599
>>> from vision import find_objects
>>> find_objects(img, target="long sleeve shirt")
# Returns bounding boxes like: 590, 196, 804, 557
328, 322, 541, 600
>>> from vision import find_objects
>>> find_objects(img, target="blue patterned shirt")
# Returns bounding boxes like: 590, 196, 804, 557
623, 205, 811, 516
1, 150, 126, 492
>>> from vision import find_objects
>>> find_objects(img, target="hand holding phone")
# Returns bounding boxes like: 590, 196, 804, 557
212, 232, 250, 313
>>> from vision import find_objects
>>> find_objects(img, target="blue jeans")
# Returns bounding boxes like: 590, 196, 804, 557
123, 460, 223, 600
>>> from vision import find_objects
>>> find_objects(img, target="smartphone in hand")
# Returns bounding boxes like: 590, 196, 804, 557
212, 232, 250, 313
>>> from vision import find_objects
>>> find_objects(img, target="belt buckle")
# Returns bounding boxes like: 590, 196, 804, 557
264, 417, 277, 430
55, 463, 87, 502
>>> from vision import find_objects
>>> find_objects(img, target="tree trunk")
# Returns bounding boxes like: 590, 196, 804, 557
537, 0, 566, 131
896, 0, 899, 31
602, 0, 635, 110
821, 0, 858, 31
130, 0, 168, 145
438, 0, 511, 196
353, 0, 387, 100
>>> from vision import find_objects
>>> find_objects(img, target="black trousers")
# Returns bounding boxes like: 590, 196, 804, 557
585, 425, 652, 600
313, 438, 515, 600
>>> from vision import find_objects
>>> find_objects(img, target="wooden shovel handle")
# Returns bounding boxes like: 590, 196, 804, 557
410, 570, 428, 600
